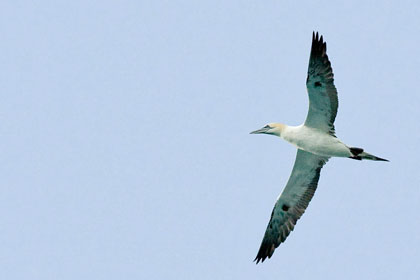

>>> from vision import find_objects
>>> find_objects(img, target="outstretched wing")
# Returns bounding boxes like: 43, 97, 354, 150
254, 149, 329, 263
305, 32, 338, 135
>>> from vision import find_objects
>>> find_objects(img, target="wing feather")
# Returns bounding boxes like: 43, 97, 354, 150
254, 149, 329, 263
305, 32, 338, 135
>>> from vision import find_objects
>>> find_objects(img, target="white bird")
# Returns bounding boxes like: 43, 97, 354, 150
250, 32, 388, 263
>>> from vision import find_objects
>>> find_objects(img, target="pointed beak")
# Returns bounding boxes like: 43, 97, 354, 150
250, 127, 270, 134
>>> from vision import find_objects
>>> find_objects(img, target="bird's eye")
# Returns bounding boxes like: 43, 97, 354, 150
264, 125, 271, 129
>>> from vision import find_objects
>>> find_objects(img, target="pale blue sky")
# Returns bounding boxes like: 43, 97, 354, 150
1, 1, 420, 279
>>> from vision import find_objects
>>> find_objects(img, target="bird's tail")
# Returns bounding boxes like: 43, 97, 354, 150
349, 147, 389, 162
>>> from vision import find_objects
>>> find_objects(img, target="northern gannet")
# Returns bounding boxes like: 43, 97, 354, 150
250, 32, 388, 264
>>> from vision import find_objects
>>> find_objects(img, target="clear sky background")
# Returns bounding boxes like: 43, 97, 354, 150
1, 1, 420, 279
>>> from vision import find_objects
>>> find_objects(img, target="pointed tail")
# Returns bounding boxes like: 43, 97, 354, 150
349, 147, 389, 162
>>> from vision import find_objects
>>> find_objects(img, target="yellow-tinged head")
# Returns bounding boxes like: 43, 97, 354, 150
250, 123, 285, 137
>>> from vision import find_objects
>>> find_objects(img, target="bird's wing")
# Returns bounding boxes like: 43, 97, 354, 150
254, 149, 329, 263
305, 32, 338, 135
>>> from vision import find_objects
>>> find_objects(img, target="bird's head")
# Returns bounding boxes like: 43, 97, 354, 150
250, 123, 285, 137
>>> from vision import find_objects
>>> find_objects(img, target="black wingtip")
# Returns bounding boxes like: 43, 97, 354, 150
254, 255, 267, 264
254, 244, 274, 264
311, 31, 327, 57
312, 31, 320, 41
254, 247, 270, 264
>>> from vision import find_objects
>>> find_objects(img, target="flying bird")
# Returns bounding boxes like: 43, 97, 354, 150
250, 32, 388, 263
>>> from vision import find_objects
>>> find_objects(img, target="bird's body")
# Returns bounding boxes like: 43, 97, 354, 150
280, 125, 351, 158
250, 32, 388, 264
